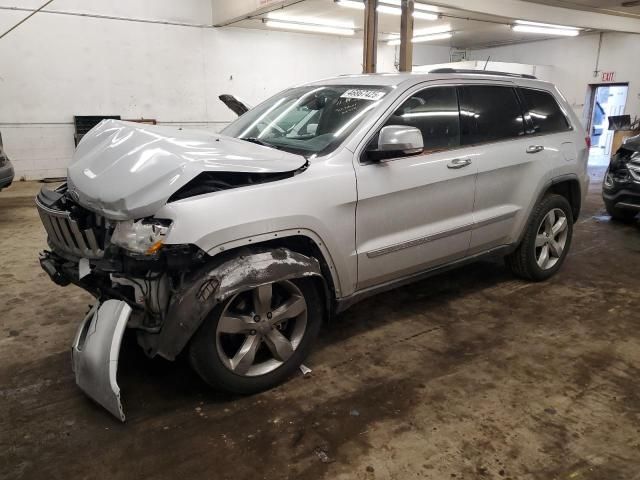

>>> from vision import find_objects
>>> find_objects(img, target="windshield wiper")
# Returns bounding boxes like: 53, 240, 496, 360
241, 137, 280, 149
240, 136, 309, 157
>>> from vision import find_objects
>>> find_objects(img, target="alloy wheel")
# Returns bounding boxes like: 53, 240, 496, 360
535, 208, 569, 270
215, 280, 307, 377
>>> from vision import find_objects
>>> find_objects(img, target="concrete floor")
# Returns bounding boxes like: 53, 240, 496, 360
1, 169, 639, 480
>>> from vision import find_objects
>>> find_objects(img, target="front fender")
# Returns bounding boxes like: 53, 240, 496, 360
138, 248, 324, 360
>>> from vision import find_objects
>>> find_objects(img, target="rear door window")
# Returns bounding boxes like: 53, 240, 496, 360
519, 88, 571, 134
384, 86, 460, 151
458, 86, 525, 145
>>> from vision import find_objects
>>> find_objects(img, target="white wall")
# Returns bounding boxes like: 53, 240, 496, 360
467, 33, 640, 124
411, 44, 452, 67
0, 1, 403, 180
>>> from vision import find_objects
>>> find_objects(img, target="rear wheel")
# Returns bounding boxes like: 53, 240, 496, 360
506, 194, 573, 281
189, 277, 323, 394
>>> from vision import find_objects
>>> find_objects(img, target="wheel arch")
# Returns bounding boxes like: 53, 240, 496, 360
547, 176, 582, 222
515, 174, 581, 247
138, 245, 335, 361
204, 229, 342, 300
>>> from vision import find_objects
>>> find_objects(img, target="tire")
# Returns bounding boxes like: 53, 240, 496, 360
604, 200, 638, 223
506, 194, 573, 281
189, 276, 323, 395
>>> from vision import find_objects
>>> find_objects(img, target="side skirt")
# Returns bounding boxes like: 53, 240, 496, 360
335, 244, 515, 313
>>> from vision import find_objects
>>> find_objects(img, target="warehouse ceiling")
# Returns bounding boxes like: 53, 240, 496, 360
221, 0, 640, 49
228, 0, 594, 49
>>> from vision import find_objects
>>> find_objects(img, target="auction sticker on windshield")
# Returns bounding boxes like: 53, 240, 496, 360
340, 89, 386, 101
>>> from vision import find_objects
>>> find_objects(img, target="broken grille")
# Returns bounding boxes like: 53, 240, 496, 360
36, 198, 106, 259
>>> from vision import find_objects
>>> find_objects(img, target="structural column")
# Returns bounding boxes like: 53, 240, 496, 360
362, 0, 378, 73
399, 0, 414, 72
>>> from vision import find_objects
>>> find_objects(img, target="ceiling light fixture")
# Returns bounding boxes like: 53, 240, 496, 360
411, 32, 452, 43
511, 24, 579, 36
263, 20, 355, 35
264, 12, 356, 35
335, 0, 365, 10
267, 12, 355, 28
512, 19, 581, 36
514, 19, 580, 30
387, 24, 451, 38
413, 11, 439, 20
387, 31, 452, 45
336, 0, 439, 19
376, 4, 439, 20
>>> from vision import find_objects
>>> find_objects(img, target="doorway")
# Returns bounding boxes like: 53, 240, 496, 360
586, 83, 628, 166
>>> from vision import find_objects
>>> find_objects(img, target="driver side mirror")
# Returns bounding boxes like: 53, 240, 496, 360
368, 125, 423, 161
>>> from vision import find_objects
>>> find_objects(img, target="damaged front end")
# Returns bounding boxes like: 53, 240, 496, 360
36, 183, 323, 420
603, 134, 640, 217
37, 184, 207, 420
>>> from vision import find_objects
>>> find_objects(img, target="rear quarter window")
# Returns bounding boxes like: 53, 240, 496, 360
458, 85, 525, 145
519, 88, 572, 134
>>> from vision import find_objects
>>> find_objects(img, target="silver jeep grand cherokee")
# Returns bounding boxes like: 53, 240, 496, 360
37, 70, 589, 420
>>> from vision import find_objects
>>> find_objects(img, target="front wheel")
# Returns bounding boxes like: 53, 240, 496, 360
506, 194, 573, 281
189, 277, 323, 394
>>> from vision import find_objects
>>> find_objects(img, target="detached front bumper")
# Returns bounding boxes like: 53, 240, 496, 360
72, 300, 132, 421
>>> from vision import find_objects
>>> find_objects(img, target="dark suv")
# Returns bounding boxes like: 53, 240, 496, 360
603, 134, 640, 222
0, 143, 15, 191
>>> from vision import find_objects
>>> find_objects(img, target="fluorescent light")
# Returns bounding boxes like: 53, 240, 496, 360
337, 0, 438, 18
412, 32, 451, 42
377, 4, 401, 15
335, 0, 365, 10
264, 12, 355, 35
267, 12, 355, 29
514, 19, 580, 30
414, 3, 439, 12
413, 11, 439, 20
387, 24, 451, 38
376, 5, 438, 20
511, 25, 579, 36
387, 31, 451, 45
264, 20, 355, 35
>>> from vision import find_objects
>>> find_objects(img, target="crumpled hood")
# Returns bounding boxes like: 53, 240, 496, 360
67, 120, 306, 220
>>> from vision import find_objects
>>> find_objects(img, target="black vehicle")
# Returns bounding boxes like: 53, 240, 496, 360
603, 133, 640, 222
0, 140, 15, 191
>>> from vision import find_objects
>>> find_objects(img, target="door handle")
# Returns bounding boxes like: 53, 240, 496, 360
447, 158, 472, 169
526, 145, 544, 154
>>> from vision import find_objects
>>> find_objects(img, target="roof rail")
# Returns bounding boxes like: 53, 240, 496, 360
428, 68, 537, 80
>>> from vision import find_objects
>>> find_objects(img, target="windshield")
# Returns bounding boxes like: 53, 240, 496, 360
222, 85, 390, 157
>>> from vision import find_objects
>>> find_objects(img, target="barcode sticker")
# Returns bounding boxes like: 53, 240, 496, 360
340, 89, 386, 101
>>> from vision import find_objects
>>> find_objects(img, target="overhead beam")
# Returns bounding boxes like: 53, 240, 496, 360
362, 0, 378, 73
398, 0, 414, 72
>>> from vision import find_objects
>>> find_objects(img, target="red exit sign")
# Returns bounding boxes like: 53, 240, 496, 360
601, 71, 615, 82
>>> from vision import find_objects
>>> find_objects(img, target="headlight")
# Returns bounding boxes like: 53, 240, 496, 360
111, 219, 172, 255
604, 171, 614, 189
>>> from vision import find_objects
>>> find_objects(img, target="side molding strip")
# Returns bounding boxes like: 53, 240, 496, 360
365, 210, 517, 259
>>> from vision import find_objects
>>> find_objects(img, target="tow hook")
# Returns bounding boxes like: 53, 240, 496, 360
39, 252, 70, 286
